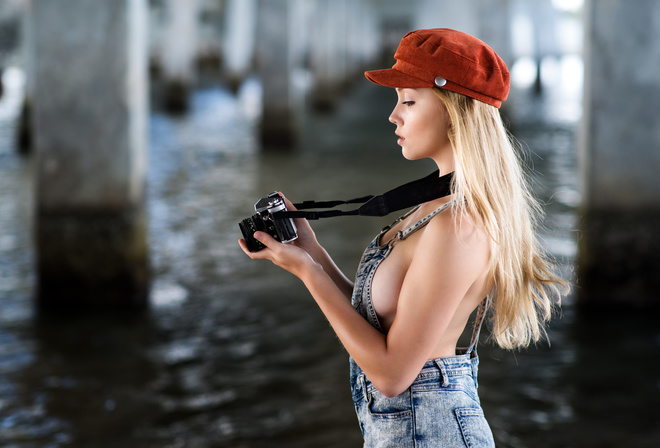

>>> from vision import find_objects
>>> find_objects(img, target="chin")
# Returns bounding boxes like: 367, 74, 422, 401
401, 148, 423, 161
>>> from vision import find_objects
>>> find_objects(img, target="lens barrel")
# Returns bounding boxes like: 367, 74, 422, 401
238, 216, 266, 252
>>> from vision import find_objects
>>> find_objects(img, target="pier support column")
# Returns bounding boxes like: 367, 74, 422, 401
309, 0, 348, 111
16, 0, 33, 155
413, 0, 478, 36
349, 0, 379, 76
578, 0, 660, 309
32, 0, 149, 312
476, 0, 514, 69
222, 0, 257, 92
256, 0, 300, 146
161, 0, 199, 113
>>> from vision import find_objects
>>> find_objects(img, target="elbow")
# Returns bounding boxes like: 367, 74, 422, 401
380, 386, 408, 399
371, 376, 412, 398
366, 360, 418, 398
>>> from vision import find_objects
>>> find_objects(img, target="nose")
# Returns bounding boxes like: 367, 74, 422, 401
389, 108, 400, 126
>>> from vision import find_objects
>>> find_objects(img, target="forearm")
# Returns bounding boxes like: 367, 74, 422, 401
307, 243, 354, 299
299, 263, 398, 389
240, 230, 406, 394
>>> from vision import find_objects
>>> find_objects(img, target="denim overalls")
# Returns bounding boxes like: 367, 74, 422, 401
349, 201, 495, 448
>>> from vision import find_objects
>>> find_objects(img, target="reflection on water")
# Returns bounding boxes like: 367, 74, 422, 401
1, 61, 659, 447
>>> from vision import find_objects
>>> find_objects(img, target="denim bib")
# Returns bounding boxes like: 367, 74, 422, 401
349, 202, 495, 447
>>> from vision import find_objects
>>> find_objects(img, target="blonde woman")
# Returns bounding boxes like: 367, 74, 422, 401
240, 28, 567, 447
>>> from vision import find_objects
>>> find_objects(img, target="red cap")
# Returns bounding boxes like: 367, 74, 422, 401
365, 28, 510, 108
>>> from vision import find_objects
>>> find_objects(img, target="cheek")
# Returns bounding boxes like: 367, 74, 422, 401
436, 125, 451, 146
421, 119, 447, 147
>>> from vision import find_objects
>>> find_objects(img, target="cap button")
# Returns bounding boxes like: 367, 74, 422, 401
434, 77, 447, 87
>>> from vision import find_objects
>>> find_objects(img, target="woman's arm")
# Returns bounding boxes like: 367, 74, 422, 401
280, 196, 354, 299
239, 209, 489, 397
304, 241, 355, 299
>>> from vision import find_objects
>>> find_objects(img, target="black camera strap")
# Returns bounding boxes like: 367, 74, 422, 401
275, 170, 453, 220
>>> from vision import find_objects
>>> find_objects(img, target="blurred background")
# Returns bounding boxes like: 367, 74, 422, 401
1, 0, 659, 447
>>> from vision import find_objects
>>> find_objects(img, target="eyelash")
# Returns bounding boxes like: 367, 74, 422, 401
402, 101, 415, 107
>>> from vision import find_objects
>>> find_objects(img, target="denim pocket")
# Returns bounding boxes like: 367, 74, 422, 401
454, 407, 495, 447
366, 386, 413, 419
359, 387, 414, 448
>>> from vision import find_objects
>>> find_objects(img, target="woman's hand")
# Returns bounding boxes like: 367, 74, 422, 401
281, 196, 321, 254
239, 192, 354, 298
238, 193, 322, 278
238, 229, 319, 279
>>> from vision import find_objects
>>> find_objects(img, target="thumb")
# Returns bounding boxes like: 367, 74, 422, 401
254, 231, 276, 247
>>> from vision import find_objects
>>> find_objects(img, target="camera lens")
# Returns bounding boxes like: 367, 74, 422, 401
238, 216, 266, 252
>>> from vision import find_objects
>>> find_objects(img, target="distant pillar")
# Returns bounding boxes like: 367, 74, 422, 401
350, 0, 379, 74
32, 0, 149, 312
161, 0, 200, 113
18, 0, 34, 155
309, 0, 348, 112
476, 0, 514, 69
531, 0, 559, 94
222, 0, 257, 92
256, 0, 299, 146
414, 0, 478, 35
578, 0, 660, 309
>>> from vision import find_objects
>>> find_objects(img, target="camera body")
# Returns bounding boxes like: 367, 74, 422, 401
238, 192, 298, 252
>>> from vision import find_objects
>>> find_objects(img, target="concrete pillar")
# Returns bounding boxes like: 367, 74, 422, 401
476, 0, 514, 69
161, 0, 200, 113
15, 0, 33, 155
309, 0, 347, 111
344, 0, 376, 82
578, 0, 660, 309
289, 0, 312, 94
532, 0, 559, 93
256, 0, 299, 145
222, 0, 257, 92
413, 0, 479, 36
353, 1, 380, 71
31, 0, 149, 312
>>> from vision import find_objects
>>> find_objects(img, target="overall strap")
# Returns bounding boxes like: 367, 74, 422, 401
384, 200, 455, 247
377, 206, 420, 239
466, 296, 490, 356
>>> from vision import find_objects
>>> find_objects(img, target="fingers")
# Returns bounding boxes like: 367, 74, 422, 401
281, 194, 298, 211
279, 193, 315, 235
238, 238, 254, 256
238, 231, 277, 259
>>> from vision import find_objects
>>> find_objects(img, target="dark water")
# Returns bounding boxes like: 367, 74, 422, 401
1, 61, 659, 447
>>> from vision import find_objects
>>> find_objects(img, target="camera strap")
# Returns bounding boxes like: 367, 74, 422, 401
275, 170, 453, 220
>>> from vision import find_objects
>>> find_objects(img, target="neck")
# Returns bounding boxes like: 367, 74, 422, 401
431, 147, 454, 175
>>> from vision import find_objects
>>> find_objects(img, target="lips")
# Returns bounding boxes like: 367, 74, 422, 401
396, 133, 405, 145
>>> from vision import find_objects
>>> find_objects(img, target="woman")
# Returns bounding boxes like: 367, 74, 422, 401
239, 28, 568, 447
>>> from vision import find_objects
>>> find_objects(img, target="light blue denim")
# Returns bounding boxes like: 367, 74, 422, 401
350, 202, 495, 447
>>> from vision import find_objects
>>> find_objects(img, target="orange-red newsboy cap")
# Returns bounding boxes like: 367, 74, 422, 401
365, 28, 510, 108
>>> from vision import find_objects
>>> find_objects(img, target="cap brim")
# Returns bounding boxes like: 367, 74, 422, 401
364, 68, 433, 88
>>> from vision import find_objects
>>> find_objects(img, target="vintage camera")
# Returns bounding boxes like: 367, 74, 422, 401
238, 192, 298, 252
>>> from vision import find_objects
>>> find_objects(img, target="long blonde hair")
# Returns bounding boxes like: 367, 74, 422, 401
432, 88, 568, 350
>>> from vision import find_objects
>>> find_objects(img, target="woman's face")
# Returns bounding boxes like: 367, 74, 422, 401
389, 88, 453, 170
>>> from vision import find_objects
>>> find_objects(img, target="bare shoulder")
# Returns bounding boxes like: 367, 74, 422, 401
415, 207, 490, 273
